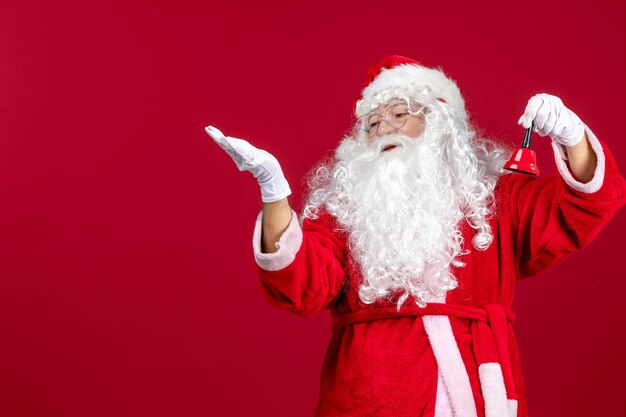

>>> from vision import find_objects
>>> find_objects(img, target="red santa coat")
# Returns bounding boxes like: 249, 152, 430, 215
252, 129, 626, 417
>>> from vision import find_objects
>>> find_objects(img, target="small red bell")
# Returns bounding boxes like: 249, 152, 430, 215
504, 126, 539, 176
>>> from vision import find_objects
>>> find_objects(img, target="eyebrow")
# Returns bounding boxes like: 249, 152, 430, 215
369, 102, 406, 118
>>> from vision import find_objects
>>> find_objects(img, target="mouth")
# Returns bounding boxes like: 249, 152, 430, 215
382, 145, 398, 152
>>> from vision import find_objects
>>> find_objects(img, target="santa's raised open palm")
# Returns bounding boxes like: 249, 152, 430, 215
205, 125, 291, 203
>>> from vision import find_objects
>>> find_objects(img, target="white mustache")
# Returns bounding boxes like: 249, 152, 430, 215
372, 134, 407, 147
370, 133, 426, 155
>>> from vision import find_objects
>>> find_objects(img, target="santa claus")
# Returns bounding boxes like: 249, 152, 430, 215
205, 56, 626, 417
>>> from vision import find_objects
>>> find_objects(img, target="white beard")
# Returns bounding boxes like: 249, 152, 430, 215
316, 133, 466, 309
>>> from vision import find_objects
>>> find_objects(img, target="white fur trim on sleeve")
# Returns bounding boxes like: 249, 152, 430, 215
551, 125, 605, 194
252, 209, 303, 271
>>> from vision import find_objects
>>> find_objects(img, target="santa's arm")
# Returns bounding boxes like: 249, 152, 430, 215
564, 133, 597, 183
505, 126, 626, 279
261, 198, 292, 253
204, 125, 345, 316
253, 209, 347, 317
505, 91, 626, 279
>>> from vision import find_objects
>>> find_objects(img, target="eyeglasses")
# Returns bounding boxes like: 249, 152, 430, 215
358, 101, 426, 138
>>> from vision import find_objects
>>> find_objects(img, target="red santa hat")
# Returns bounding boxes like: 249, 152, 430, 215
355, 55, 468, 121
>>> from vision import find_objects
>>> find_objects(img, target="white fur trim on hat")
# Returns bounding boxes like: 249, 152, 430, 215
356, 64, 467, 121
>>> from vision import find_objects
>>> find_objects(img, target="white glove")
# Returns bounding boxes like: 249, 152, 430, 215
205, 125, 291, 203
517, 93, 585, 147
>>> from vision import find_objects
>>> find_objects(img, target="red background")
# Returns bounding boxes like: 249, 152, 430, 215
0, 0, 624, 416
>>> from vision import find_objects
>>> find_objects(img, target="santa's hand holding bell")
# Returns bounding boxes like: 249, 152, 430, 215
517, 93, 586, 146
518, 93, 596, 183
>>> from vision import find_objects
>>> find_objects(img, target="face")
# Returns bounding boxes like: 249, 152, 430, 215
363, 99, 426, 144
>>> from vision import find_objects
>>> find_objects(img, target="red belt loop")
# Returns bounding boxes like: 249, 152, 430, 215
483, 304, 517, 399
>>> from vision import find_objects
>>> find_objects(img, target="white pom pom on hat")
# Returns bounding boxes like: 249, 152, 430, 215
355, 55, 467, 121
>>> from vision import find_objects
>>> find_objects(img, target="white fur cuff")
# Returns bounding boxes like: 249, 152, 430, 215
253, 209, 303, 271
551, 125, 605, 194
